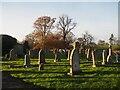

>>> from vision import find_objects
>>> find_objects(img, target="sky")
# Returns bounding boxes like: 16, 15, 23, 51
0, 1, 119, 43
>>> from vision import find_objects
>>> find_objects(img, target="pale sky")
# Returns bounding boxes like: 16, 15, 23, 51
0, 1, 119, 43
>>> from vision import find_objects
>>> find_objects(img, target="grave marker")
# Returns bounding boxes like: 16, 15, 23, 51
107, 44, 112, 63
54, 49, 61, 62
9, 49, 17, 60
102, 50, 107, 65
38, 49, 45, 64
38, 63, 44, 71
68, 42, 80, 76
24, 54, 31, 67
67, 50, 71, 60
91, 50, 97, 67
86, 48, 92, 61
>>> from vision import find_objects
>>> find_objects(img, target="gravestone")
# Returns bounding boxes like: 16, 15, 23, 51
38, 63, 44, 71
116, 53, 120, 63
9, 49, 17, 60
68, 42, 80, 76
29, 49, 33, 58
102, 50, 107, 65
67, 50, 71, 60
5, 54, 9, 59
54, 49, 61, 62
23, 54, 31, 67
107, 44, 112, 63
86, 48, 92, 61
38, 49, 45, 64
91, 50, 97, 67
8, 64, 14, 68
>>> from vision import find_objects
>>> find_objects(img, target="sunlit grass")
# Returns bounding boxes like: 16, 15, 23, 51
2, 57, 120, 89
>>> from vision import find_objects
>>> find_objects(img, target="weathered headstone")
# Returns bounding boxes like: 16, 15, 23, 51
5, 54, 9, 59
68, 42, 80, 76
38, 49, 45, 64
29, 49, 33, 58
8, 64, 14, 68
38, 63, 44, 71
102, 50, 107, 65
9, 49, 17, 60
54, 49, 61, 62
24, 54, 31, 67
86, 48, 92, 61
91, 50, 97, 67
116, 53, 120, 63
67, 50, 71, 60
107, 44, 112, 63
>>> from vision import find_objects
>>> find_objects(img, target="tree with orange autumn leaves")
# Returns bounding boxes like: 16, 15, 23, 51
25, 15, 76, 50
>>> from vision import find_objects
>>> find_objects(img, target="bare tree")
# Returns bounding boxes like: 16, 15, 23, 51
34, 16, 56, 49
56, 15, 77, 41
25, 33, 36, 49
82, 31, 94, 46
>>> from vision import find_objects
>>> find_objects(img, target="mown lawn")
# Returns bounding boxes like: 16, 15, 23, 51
2, 56, 120, 89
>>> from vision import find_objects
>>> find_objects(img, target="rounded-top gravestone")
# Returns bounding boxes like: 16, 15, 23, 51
68, 41, 80, 76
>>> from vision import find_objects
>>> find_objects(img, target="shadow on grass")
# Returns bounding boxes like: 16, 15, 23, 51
2, 71, 47, 90
45, 64, 69, 66
3, 70, 67, 74
83, 70, 120, 75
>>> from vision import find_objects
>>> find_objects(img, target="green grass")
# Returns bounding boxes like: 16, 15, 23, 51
97, 45, 120, 50
2, 57, 120, 89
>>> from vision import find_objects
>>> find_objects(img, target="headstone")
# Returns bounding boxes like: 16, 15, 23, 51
38, 49, 45, 64
91, 50, 97, 67
54, 49, 61, 62
67, 50, 71, 60
8, 64, 14, 68
116, 53, 120, 63
107, 44, 112, 63
68, 42, 80, 76
23, 54, 31, 67
102, 50, 107, 65
38, 63, 44, 71
9, 49, 17, 60
86, 48, 92, 61
29, 49, 33, 58
5, 54, 9, 59
94, 49, 98, 64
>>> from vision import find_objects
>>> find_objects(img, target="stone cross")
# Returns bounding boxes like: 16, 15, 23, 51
38, 49, 45, 64
54, 49, 61, 62
23, 54, 31, 67
68, 41, 80, 76
102, 50, 107, 65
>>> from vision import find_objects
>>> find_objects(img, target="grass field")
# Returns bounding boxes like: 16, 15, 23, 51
2, 55, 120, 89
